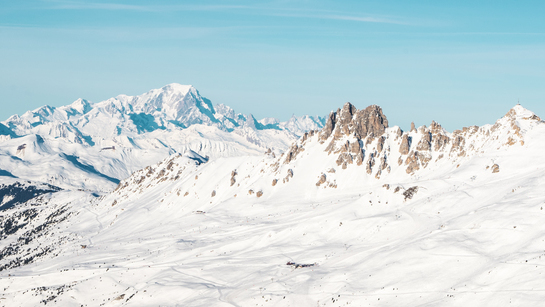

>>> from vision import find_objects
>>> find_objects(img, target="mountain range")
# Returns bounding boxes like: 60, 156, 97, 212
1, 85, 544, 306
0, 84, 324, 191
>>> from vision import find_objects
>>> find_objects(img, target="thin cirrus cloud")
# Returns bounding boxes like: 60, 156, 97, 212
274, 13, 408, 25
41, 0, 252, 11
40, 1, 408, 25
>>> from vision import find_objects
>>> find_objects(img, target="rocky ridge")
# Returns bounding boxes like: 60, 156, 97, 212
275, 103, 542, 182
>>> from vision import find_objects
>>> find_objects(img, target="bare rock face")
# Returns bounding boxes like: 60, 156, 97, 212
403, 186, 419, 200
417, 152, 432, 168
433, 134, 450, 151
405, 151, 420, 174
376, 136, 386, 153
416, 132, 432, 152
256, 191, 263, 197
492, 164, 500, 173
451, 135, 466, 157
272, 179, 278, 186
399, 134, 411, 155
211, 190, 216, 197
353, 104, 389, 139
316, 174, 326, 186
318, 103, 388, 175
283, 169, 294, 183
230, 170, 237, 186
429, 121, 444, 135
366, 153, 376, 174
319, 111, 337, 143
410, 122, 416, 132
336, 153, 353, 169
284, 144, 304, 164
320, 103, 388, 147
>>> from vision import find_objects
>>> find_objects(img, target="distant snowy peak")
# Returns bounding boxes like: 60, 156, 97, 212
111, 84, 217, 126
0, 83, 323, 190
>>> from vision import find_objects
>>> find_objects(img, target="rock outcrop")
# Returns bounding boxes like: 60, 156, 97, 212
275, 103, 539, 182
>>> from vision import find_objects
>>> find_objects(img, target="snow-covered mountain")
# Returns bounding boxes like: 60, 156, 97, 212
0, 84, 324, 190
1, 102, 544, 306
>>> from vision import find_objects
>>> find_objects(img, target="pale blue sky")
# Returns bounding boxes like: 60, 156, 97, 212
1, 0, 544, 131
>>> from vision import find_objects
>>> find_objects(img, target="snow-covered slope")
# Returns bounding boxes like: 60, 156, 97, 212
1, 103, 545, 306
0, 84, 324, 190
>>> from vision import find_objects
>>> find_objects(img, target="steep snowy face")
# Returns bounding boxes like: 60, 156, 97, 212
0, 123, 15, 141
112, 84, 217, 126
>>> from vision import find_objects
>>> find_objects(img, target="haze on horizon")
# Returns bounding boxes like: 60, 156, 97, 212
0, 0, 544, 131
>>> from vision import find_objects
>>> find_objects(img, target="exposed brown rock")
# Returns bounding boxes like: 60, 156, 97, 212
376, 136, 386, 153
319, 110, 338, 143
349, 140, 362, 154
336, 152, 353, 169
379, 154, 388, 170
353, 105, 389, 139
417, 152, 432, 168
272, 179, 278, 186
429, 121, 443, 134
230, 170, 237, 186
524, 114, 541, 121
492, 164, 500, 173
403, 186, 419, 200
256, 191, 263, 197
433, 134, 450, 151
283, 169, 294, 183
416, 131, 432, 151
366, 153, 375, 174
410, 122, 416, 132
451, 135, 466, 157
399, 134, 411, 155
316, 174, 327, 186
211, 190, 216, 197
248, 189, 254, 195
321, 103, 388, 150
405, 151, 420, 174
284, 144, 304, 164
395, 127, 403, 138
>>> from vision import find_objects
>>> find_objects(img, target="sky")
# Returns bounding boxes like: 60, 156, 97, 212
0, 0, 544, 131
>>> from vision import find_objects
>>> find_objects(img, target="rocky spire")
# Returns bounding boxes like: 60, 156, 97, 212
319, 103, 388, 143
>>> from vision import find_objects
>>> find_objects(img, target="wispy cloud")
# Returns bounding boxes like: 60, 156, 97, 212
280, 13, 408, 25
40, 1, 408, 25
41, 0, 251, 12
42, 0, 149, 11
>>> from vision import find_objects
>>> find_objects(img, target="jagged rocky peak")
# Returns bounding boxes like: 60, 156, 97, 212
505, 104, 541, 121
490, 104, 542, 146
319, 103, 388, 142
